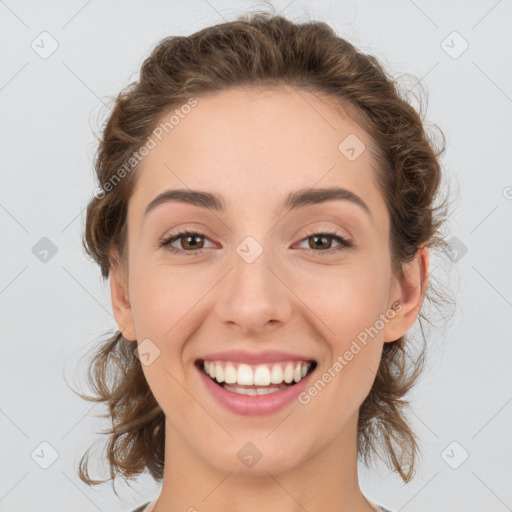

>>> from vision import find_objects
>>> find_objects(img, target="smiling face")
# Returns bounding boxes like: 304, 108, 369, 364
110, 85, 427, 479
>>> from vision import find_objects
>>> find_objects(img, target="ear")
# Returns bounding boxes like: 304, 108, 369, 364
109, 255, 137, 342
382, 246, 429, 343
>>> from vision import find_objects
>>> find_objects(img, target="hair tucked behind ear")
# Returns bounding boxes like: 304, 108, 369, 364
74, 8, 453, 489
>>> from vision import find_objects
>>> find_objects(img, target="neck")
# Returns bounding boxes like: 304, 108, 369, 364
153, 412, 377, 512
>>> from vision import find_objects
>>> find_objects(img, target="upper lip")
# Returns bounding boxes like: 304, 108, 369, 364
198, 350, 316, 365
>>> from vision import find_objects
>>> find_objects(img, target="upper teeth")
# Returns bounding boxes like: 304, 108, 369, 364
202, 360, 312, 386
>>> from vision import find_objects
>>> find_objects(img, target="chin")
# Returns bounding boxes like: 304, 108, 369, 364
201, 440, 306, 477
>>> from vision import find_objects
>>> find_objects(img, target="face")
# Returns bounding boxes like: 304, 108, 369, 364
110, 85, 427, 477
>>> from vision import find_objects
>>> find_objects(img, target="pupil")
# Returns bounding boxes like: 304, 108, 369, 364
185, 234, 202, 249
312, 235, 329, 249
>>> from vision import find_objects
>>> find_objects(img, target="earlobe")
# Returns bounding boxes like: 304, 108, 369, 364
109, 259, 137, 342
382, 246, 429, 343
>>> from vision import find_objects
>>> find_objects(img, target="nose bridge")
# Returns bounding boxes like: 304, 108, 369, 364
232, 232, 279, 301
214, 231, 291, 331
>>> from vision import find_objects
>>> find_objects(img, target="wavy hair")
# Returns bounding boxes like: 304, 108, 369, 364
74, 9, 453, 489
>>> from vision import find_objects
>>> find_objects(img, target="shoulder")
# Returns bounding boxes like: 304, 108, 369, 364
129, 503, 151, 512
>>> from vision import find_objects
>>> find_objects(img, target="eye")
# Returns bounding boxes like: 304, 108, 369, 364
159, 230, 214, 256
296, 228, 354, 255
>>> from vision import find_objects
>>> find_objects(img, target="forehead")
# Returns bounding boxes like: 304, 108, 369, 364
129, 85, 386, 223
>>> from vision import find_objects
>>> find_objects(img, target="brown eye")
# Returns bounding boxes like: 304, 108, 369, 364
179, 233, 205, 250
297, 230, 354, 255
308, 234, 333, 250
160, 230, 213, 255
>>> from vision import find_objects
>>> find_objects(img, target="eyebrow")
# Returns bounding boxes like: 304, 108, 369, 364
144, 186, 371, 218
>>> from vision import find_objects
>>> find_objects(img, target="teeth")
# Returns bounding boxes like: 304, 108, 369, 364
202, 360, 312, 387
224, 363, 237, 384
293, 363, 302, 383
270, 364, 282, 384
223, 384, 285, 396
237, 364, 253, 385
283, 362, 294, 383
215, 362, 224, 383
254, 365, 271, 386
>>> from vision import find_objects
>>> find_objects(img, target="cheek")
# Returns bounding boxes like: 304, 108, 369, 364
299, 262, 390, 339
297, 261, 389, 395
128, 260, 193, 332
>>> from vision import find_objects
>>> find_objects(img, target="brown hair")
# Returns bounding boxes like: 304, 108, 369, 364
75, 9, 452, 489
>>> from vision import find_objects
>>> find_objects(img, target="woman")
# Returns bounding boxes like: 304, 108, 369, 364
77, 11, 448, 512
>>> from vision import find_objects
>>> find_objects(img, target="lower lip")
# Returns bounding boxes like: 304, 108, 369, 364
197, 363, 315, 416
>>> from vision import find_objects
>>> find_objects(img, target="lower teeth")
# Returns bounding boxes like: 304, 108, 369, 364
222, 382, 292, 395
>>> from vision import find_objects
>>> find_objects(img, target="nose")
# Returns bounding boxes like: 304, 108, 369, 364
213, 241, 293, 335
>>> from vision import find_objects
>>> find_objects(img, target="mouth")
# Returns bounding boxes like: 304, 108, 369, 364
194, 359, 318, 396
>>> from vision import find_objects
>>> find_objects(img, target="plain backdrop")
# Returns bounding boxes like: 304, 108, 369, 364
1, 1, 511, 511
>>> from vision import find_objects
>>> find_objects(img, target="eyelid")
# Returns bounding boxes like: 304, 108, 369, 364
157, 222, 216, 245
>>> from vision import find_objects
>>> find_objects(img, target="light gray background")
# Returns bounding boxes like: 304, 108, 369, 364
1, 1, 511, 511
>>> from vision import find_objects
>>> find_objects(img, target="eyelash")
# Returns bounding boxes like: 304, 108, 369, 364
159, 228, 354, 257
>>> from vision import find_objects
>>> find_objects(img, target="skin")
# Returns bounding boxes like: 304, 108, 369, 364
110, 85, 429, 512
